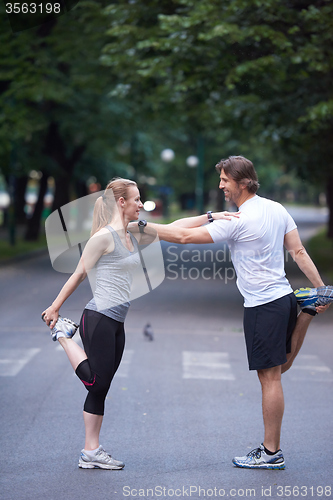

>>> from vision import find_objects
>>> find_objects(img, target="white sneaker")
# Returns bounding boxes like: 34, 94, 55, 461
42, 314, 79, 341
78, 445, 125, 470
232, 443, 285, 470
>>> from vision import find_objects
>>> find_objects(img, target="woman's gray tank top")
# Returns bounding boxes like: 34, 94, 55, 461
85, 226, 140, 322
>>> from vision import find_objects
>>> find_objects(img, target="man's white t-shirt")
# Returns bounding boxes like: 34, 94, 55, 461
206, 195, 297, 307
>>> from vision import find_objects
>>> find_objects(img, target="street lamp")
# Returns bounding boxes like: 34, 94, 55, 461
186, 155, 199, 168
160, 148, 175, 163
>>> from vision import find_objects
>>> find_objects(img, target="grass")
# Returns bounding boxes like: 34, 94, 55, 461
0, 230, 47, 263
307, 229, 333, 282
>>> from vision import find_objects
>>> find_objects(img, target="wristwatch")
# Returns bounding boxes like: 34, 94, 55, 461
138, 219, 148, 233
207, 211, 214, 223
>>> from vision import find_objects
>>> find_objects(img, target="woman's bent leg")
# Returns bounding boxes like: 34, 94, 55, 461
58, 337, 87, 371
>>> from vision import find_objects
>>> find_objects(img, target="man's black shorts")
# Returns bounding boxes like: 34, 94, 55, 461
243, 292, 298, 370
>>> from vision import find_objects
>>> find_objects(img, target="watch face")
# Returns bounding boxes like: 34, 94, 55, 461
138, 220, 147, 227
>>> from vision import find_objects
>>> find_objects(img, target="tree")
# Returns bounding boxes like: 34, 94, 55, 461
0, 1, 148, 240
101, 0, 333, 235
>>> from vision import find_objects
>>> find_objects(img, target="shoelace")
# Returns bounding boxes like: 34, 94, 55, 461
95, 449, 113, 461
247, 447, 262, 459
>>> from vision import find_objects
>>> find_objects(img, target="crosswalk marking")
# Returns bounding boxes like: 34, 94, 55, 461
289, 354, 333, 382
0, 348, 41, 376
3, 346, 332, 383
182, 351, 235, 380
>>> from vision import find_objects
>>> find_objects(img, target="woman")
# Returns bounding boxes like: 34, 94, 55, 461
42, 178, 143, 470
43, 177, 238, 469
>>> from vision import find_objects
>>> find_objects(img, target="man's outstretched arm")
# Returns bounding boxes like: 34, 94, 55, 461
147, 221, 214, 244
169, 211, 240, 228
145, 210, 239, 244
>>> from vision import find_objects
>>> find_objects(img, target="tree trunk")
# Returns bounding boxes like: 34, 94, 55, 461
24, 172, 48, 241
51, 173, 72, 212
327, 175, 333, 239
44, 122, 85, 213
23, 122, 86, 238
15, 175, 29, 224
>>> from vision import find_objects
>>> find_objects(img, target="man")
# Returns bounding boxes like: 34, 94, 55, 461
141, 155, 332, 470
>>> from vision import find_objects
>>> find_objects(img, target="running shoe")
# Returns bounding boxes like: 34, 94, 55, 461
42, 314, 79, 341
78, 445, 125, 470
232, 443, 285, 470
294, 285, 333, 313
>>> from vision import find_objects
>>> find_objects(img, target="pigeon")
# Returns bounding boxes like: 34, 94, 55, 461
143, 323, 154, 341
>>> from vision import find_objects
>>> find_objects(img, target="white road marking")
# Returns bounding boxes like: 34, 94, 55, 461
289, 354, 333, 382
0, 348, 41, 376
182, 351, 235, 380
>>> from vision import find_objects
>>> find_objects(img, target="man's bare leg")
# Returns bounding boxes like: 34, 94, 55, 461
257, 365, 284, 452
281, 311, 313, 374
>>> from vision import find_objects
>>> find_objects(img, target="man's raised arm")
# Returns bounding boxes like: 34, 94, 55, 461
146, 210, 239, 244
146, 221, 213, 245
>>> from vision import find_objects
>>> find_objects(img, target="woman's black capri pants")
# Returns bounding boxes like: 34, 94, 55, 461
75, 309, 125, 415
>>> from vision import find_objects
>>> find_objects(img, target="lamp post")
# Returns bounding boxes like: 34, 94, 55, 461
186, 135, 205, 214
196, 135, 205, 214
160, 149, 175, 217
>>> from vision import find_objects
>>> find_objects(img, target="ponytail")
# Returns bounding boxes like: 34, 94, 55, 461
243, 178, 260, 194
90, 178, 137, 236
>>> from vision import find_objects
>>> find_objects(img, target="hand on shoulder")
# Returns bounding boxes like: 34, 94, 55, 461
212, 211, 241, 221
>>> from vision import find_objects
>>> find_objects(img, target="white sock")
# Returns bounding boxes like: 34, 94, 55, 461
84, 446, 100, 455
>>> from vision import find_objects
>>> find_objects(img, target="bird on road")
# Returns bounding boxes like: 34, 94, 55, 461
143, 323, 154, 341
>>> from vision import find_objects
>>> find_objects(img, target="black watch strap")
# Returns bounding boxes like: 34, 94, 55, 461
207, 211, 214, 223
138, 219, 147, 233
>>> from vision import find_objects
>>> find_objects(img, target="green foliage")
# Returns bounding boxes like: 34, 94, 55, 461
0, 1, 146, 184
101, 0, 333, 185
0, 232, 47, 260
1, 0, 332, 240
307, 229, 333, 282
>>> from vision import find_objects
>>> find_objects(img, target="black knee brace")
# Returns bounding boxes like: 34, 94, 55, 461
75, 359, 96, 387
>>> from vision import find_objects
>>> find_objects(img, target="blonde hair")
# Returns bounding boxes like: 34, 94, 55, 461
90, 178, 137, 236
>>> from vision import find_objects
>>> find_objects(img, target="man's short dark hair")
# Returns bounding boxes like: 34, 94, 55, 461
215, 156, 260, 194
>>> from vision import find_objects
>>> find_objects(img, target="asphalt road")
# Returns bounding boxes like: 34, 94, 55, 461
1, 213, 332, 500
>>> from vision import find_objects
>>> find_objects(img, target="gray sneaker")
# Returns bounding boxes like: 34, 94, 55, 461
42, 314, 79, 342
78, 445, 125, 470
232, 443, 285, 470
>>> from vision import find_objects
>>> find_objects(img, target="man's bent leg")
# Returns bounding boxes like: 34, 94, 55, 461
281, 312, 313, 374
257, 365, 284, 453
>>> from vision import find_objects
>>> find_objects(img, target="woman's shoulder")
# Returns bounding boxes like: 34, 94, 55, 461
90, 227, 115, 253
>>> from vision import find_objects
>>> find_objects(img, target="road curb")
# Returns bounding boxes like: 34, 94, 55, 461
0, 248, 49, 268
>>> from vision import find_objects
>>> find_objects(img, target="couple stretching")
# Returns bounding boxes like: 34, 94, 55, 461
43, 156, 332, 470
